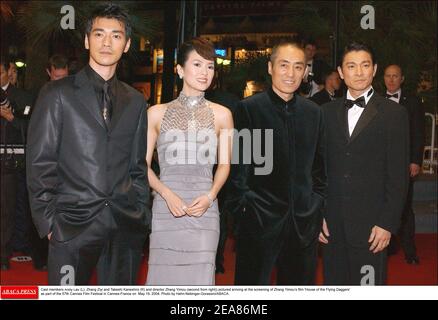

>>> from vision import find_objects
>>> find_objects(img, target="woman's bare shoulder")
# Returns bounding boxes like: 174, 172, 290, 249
208, 101, 232, 119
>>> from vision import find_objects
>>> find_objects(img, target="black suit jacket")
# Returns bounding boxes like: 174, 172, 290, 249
27, 68, 151, 241
299, 58, 330, 94
310, 89, 334, 106
322, 93, 409, 246
398, 91, 425, 165
227, 89, 327, 247
310, 59, 330, 85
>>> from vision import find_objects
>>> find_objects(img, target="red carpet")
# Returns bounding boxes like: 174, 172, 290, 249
1, 234, 437, 285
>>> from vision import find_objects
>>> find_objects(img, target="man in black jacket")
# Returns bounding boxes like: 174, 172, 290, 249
228, 41, 326, 285
27, 54, 71, 272
27, 4, 150, 285
1, 56, 33, 270
310, 69, 341, 106
384, 64, 425, 265
320, 43, 409, 285
46, 54, 69, 81
300, 39, 330, 97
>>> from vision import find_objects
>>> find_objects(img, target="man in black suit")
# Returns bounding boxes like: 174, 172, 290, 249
1, 56, 34, 270
27, 54, 71, 272
384, 64, 425, 265
46, 54, 69, 81
27, 4, 151, 285
320, 43, 409, 285
8, 62, 18, 86
310, 69, 341, 106
300, 39, 330, 97
228, 41, 326, 285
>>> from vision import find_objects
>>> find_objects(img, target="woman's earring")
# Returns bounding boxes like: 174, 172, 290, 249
179, 74, 183, 79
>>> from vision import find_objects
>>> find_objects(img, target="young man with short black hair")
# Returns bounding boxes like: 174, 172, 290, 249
27, 4, 151, 285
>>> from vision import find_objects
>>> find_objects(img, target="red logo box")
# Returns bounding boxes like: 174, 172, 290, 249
1, 286, 39, 299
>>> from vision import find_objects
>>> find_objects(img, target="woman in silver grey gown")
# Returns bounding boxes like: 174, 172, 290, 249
145, 38, 233, 285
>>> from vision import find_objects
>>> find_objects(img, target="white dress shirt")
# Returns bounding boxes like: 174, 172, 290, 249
306, 59, 313, 74
1, 82, 10, 92
305, 59, 322, 97
386, 88, 401, 104
347, 86, 374, 136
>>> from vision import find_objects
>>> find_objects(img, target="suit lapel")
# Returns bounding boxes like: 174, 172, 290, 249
348, 93, 379, 144
400, 89, 408, 105
74, 69, 106, 130
109, 81, 130, 132
336, 97, 350, 142
324, 90, 333, 103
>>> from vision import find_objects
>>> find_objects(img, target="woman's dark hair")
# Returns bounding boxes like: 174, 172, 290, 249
177, 38, 216, 67
85, 3, 131, 40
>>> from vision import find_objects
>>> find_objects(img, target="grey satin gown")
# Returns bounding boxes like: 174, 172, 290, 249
146, 92, 220, 285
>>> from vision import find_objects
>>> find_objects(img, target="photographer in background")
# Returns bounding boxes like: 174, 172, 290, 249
1, 55, 33, 270
8, 62, 18, 87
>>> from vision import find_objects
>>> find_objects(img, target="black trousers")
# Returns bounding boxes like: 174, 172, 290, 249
215, 192, 229, 268
235, 215, 318, 285
48, 208, 146, 285
322, 227, 387, 285
1, 172, 17, 262
30, 224, 49, 268
398, 180, 417, 257
11, 171, 31, 253
15, 171, 49, 268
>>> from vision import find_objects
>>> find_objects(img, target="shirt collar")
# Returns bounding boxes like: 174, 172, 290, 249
326, 89, 335, 97
85, 64, 117, 94
268, 86, 297, 110
347, 86, 374, 105
386, 88, 401, 97
1, 82, 10, 91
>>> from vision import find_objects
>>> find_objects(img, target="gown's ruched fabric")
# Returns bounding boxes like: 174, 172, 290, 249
146, 93, 219, 285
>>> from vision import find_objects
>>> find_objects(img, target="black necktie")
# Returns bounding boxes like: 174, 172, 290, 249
386, 93, 399, 99
345, 96, 366, 109
102, 82, 112, 128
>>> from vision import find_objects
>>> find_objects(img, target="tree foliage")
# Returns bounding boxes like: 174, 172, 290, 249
15, 1, 159, 89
